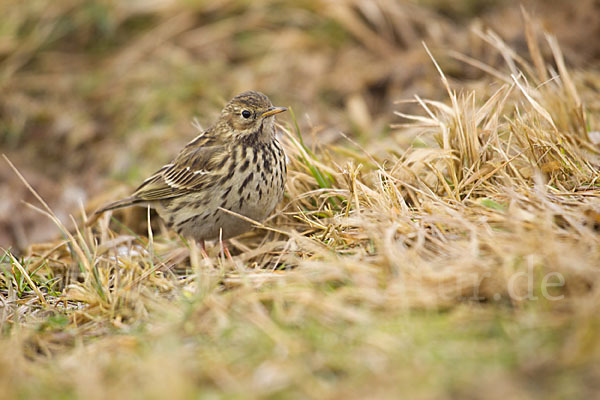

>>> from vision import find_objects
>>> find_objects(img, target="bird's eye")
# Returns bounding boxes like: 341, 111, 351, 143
241, 110, 252, 119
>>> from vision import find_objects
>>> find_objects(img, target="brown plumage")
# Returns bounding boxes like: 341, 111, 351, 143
94, 91, 287, 244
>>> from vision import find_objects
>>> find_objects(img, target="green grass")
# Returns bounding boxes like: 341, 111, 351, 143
2, 303, 596, 398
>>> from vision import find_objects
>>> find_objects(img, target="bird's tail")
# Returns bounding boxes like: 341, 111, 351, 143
94, 196, 142, 215
86, 196, 142, 226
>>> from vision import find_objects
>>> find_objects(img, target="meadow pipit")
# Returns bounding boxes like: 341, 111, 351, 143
94, 91, 287, 248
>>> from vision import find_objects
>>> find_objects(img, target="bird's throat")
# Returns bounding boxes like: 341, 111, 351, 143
242, 119, 274, 146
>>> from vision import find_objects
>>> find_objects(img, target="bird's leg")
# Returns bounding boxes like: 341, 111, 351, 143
199, 239, 209, 259
223, 242, 233, 261
217, 235, 233, 261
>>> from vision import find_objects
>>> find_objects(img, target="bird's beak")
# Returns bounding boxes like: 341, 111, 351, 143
261, 106, 287, 118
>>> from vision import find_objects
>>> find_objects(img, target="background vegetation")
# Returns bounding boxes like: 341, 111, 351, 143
1, 0, 599, 398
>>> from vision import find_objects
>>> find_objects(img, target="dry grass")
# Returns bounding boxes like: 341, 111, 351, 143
1, 0, 600, 399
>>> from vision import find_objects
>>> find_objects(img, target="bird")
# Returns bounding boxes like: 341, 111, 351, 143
93, 91, 288, 250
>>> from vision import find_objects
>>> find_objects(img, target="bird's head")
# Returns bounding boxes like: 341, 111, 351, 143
218, 91, 287, 143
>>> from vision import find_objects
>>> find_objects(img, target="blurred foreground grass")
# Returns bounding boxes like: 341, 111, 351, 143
1, 0, 600, 398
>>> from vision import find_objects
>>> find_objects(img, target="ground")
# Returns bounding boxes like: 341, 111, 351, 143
1, 0, 600, 398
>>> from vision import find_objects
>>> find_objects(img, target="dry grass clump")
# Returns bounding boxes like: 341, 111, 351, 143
1, 1, 600, 399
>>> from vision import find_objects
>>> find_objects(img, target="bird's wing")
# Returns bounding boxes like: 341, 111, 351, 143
132, 139, 228, 201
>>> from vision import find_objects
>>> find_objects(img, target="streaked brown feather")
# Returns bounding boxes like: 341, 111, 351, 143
131, 139, 227, 201
93, 90, 287, 243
